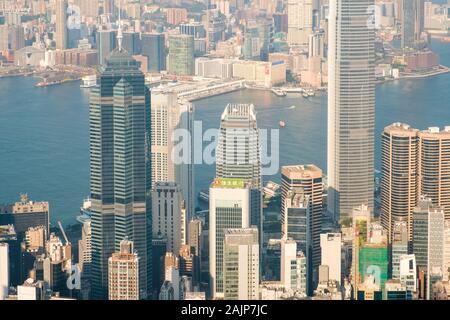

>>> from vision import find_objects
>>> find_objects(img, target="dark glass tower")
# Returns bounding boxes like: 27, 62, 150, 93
89, 46, 152, 299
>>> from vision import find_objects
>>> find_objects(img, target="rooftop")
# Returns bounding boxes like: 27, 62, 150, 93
281, 164, 323, 180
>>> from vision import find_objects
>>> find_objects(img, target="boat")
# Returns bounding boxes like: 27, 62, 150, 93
272, 88, 287, 97
279, 120, 286, 128
302, 92, 309, 98
306, 89, 315, 97
289, 105, 296, 109
80, 74, 97, 88
76, 197, 92, 224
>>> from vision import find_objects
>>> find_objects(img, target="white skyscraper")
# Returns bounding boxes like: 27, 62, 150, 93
0, 243, 9, 300
209, 178, 251, 299
427, 206, 445, 299
320, 233, 342, 284
151, 91, 195, 217
216, 104, 263, 245
223, 228, 259, 300
327, 0, 376, 221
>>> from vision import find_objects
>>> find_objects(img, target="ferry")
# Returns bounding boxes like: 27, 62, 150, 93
80, 75, 97, 88
272, 88, 287, 97
76, 197, 92, 224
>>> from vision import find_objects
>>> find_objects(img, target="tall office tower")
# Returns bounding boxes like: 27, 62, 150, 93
320, 233, 342, 284
401, 0, 416, 48
308, 32, 324, 58
419, 127, 450, 222
281, 165, 323, 280
0, 25, 8, 51
122, 32, 141, 55
391, 221, 408, 280
141, 33, 166, 72
0, 194, 49, 245
223, 228, 259, 300
243, 23, 261, 61
257, 18, 274, 61
412, 196, 433, 269
327, 0, 375, 221
55, 0, 68, 50
427, 205, 445, 299
151, 91, 195, 216
209, 178, 251, 299
90, 42, 152, 299
0, 243, 9, 300
108, 239, 139, 300
280, 238, 308, 296
399, 254, 417, 292
381, 123, 419, 243
152, 182, 184, 255
287, 0, 313, 46
103, 0, 115, 16
216, 104, 263, 245
168, 34, 194, 76
96, 30, 117, 66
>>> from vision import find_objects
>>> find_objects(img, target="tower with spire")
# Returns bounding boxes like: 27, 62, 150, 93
89, 17, 152, 299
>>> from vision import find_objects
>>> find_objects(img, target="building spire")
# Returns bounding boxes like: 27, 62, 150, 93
117, 0, 123, 51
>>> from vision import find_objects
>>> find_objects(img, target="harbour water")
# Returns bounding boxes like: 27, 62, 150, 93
0, 40, 449, 225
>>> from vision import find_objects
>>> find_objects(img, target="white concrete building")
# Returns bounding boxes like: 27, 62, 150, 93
320, 233, 342, 284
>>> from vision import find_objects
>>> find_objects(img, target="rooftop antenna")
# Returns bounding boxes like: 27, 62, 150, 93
117, 0, 123, 51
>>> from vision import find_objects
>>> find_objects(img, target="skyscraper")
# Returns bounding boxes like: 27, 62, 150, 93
96, 30, 117, 66
223, 228, 259, 300
108, 239, 139, 300
280, 238, 308, 296
209, 178, 251, 299
281, 165, 323, 281
168, 34, 194, 76
150, 91, 195, 217
55, 0, 68, 50
141, 33, 166, 72
401, 0, 416, 48
419, 127, 450, 222
287, 0, 313, 46
152, 182, 184, 255
90, 41, 151, 299
216, 104, 263, 246
391, 221, 409, 280
381, 123, 419, 242
327, 0, 375, 221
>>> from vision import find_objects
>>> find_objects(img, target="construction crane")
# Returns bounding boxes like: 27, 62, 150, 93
57, 221, 70, 245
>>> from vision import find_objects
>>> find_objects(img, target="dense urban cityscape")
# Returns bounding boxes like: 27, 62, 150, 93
0, 0, 450, 304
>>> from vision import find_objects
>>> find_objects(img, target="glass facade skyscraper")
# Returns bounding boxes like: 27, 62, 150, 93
89, 47, 152, 299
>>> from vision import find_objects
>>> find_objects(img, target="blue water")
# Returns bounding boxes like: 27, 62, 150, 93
1, 40, 449, 225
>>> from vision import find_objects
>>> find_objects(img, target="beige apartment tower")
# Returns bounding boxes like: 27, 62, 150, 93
381, 123, 419, 242
108, 239, 139, 300
55, 0, 68, 50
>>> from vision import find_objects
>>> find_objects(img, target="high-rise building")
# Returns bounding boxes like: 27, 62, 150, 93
327, 0, 375, 221
152, 182, 184, 255
108, 239, 139, 300
141, 33, 166, 72
320, 233, 342, 284
150, 91, 195, 216
209, 178, 251, 299
391, 221, 409, 280
401, 0, 425, 49
96, 30, 117, 66
90, 42, 152, 299
0, 243, 9, 300
281, 165, 323, 279
216, 104, 263, 245
444, 221, 450, 282
381, 123, 419, 242
168, 34, 194, 76
223, 228, 259, 300
0, 225, 19, 288
427, 205, 445, 299
399, 254, 417, 293
0, 194, 49, 245
280, 238, 308, 296
55, 0, 68, 50
287, 0, 313, 46
122, 32, 141, 55
412, 196, 433, 269
419, 127, 450, 222
188, 218, 202, 257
